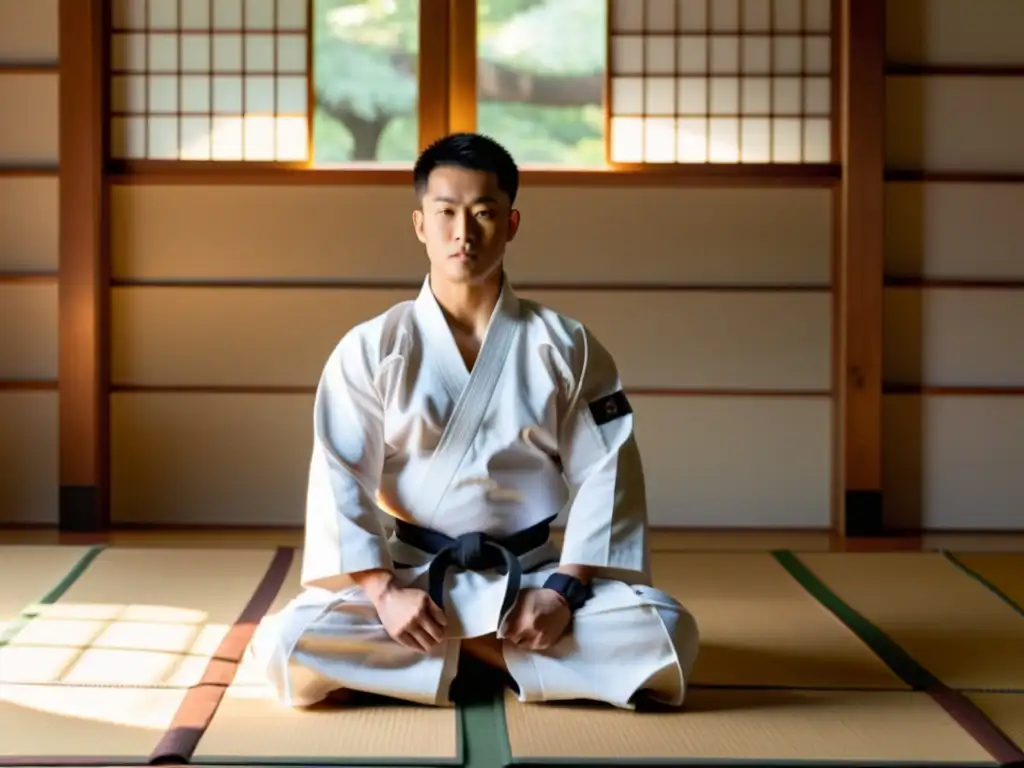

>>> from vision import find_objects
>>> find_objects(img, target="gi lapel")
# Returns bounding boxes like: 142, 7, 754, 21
413, 275, 522, 529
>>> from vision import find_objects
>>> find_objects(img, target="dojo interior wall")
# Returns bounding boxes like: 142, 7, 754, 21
106, 186, 833, 529
2, 0, 1022, 532
0, 0, 60, 525
882, 0, 1024, 531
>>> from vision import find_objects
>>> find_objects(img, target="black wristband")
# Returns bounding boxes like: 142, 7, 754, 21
542, 573, 592, 612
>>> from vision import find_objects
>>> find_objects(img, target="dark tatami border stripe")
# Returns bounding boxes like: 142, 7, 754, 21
147, 546, 295, 765
773, 551, 1024, 767
0, 545, 105, 648
942, 551, 1024, 619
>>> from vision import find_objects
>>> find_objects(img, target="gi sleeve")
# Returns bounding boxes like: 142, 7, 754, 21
300, 333, 394, 591
557, 326, 652, 586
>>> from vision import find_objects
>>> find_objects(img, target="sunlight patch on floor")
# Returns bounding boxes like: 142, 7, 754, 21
0, 683, 185, 730
1, 602, 229, 688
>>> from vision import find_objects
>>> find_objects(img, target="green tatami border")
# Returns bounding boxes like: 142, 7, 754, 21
941, 551, 1024, 619
773, 550, 1024, 768
0, 544, 106, 648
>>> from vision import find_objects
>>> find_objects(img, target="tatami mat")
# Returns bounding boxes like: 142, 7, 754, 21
2, 544, 1021, 768
1, 547, 280, 687
0, 684, 189, 764
795, 552, 1024, 691
950, 553, 1024, 615
190, 553, 462, 765
651, 552, 905, 689
0, 545, 95, 635
965, 692, 1024, 747
501, 688, 996, 765
0, 547, 282, 765
193, 692, 461, 765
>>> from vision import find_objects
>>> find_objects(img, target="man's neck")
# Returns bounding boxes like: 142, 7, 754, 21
429, 271, 503, 341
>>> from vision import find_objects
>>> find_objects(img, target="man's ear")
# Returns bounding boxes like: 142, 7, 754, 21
506, 209, 521, 242
412, 209, 427, 244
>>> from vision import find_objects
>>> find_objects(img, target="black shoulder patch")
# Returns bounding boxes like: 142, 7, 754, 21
588, 390, 632, 425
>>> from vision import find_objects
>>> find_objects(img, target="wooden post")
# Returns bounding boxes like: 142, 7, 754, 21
447, 0, 477, 133
58, 0, 109, 532
418, 0, 451, 149
835, 0, 886, 537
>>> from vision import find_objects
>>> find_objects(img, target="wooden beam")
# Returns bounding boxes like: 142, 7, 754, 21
105, 160, 841, 186
58, 0, 109, 532
835, 0, 886, 537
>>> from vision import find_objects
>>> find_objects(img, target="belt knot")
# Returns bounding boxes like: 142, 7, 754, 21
452, 532, 490, 569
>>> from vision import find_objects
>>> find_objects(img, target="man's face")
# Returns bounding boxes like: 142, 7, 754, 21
412, 165, 520, 286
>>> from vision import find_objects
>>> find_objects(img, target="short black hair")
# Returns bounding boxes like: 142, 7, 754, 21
413, 132, 519, 205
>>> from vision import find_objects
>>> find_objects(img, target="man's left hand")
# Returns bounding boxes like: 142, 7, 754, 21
503, 588, 572, 651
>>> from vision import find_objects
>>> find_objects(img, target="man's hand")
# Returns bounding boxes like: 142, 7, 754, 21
351, 569, 447, 652
375, 585, 448, 652
503, 588, 572, 651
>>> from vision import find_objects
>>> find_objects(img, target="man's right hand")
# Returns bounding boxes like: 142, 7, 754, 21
350, 568, 447, 652
374, 585, 447, 652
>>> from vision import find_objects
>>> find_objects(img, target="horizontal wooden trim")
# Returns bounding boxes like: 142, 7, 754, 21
885, 278, 1024, 289
108, 161, 842, 188
0, 272, 59, 284
110, 26, 305, 35
109, 278, 832, 293
884, 385, 1024, 396
110, 384, 832, 397
632, 388, 831, 397
0, 63, 59, 74
4, 526, 1022, 551
51, 523, 834, 535
887, 64, 1024, 77
886, 170, 1024, 184
93, 522, 305, 532
0, 380, 59, 392
0, 166, 59, 177
890, 527, 1024, 537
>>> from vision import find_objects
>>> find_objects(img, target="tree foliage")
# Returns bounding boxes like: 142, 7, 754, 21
312, 0, 606, 163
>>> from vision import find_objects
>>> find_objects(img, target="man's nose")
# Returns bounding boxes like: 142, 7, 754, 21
454, 212, 476, 242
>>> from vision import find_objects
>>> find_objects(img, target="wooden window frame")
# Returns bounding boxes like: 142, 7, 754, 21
108, 0, 842, 187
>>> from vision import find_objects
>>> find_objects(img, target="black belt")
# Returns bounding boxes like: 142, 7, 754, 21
394, 516, 555, 618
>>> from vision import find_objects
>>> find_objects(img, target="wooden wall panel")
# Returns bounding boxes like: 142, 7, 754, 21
886, 77, 1024, 173
109, 393, 831, 529
884, 289, 1024, 387
636, 396, 832, 528
0, 0, 60, 527
885, 183, 1024, 280
0, 177, 59, 272
109, 185, 833, 286
883, 396, 1024, 531
0, 73, 59, 166
0, 283, 58, 380
0, 392, 58, 524
0, 0, 59, 64
111, 287, 832, 392
886, 0, 1024, 65
882, 0, 1023, 533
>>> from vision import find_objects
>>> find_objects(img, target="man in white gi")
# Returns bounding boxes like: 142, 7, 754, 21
249, 132, 699, 710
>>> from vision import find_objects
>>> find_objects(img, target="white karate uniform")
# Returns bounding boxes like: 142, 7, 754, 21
249, 275, 700, 709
